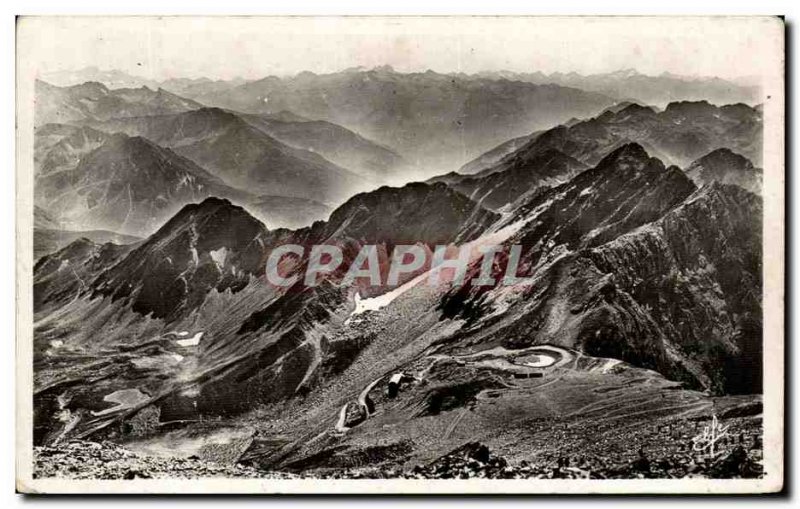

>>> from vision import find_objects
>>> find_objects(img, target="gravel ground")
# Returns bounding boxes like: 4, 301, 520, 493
34, 440, 296, 479
311, 441, 764, 480
34, 436, 763, 480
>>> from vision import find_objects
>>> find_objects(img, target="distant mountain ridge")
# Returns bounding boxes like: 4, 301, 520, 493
41, 65, 758, 108
456, 100, 762, 178
83, 107, 373, 206
237, 112, 407, 182
182, 66, 617, 172
474, 68, 760, 107
34, 80, 203, 126
35, 132, 253, 236
435, 148, 588, 211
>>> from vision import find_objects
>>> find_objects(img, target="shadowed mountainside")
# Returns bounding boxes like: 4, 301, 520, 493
457, 101, 762, 177
84, 108, 372, 205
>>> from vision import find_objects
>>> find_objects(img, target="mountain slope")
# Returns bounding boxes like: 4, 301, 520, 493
32, 183, 499, 442
87, 108, 372, 205
239, 113, 407, 182
247, 196, 334, 230
34, 228, 140, 261
34, 124, 109, 176
685, 148, 762, 194
468, 100, 762, 173
440, 144, 761, 394
444, 148, 588, 210
34, 237, 135, 313
35, 133, 253, 236
457, 132, 540, 176
31, 146, 763, 476
35, 80, 203, 126
34, 205, 61, 230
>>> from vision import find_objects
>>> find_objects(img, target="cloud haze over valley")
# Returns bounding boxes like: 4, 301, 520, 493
19, 16, 780, 488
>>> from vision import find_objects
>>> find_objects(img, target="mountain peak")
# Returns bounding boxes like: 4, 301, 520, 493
91, 196, 268, 320
70, 80, 109, 92
102, 132, 162, 154
157, 197, 258, 235
320, 181, 499, 245
598, 143, 650, 167
692, 147, 753, 168
664, 100, 716, 116
616, 103, 656, 117
685, 147, 761, 194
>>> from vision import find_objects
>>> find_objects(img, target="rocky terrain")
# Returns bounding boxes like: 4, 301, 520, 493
29, 68, 766, 481
432, 148, 587, 210
34, 440, 295, 480
685, 148, 763, 195
31, 146, 764, 480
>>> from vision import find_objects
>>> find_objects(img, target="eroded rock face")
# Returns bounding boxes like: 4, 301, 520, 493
32, 180, 502, 443
685, 148, 763, 195
116, 405, 162, 438
90, 197, 270, 320
32, 133, 763, 473
440, 145, 762, 394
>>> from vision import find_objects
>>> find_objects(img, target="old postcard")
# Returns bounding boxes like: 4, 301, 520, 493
15, 16, 784, 494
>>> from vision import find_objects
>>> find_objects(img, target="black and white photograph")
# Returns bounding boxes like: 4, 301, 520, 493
14, 15, 785, 494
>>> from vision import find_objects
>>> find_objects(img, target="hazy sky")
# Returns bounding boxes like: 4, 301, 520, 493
19, 16, 782, 82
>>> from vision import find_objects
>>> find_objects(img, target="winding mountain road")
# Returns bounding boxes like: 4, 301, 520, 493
334, 376, 384, 432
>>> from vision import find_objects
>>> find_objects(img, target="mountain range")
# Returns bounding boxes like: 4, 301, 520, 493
42, 65, 759, 111
180, 66, 618, 171
32, 82, 402, 235
30, 67, 765, 476
33, 141, 762, 471
685, 147, 763, 195
34, 80, 203, 127
82, 107, 372, 205
458, 100, 763, 175
475, 68, 760, 107
36, 131, 252, 236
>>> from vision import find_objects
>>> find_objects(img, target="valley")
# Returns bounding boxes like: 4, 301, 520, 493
29, 66, 766, 481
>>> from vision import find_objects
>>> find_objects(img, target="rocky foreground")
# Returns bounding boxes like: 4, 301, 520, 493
315, 441, 763, 480
33, 441, 296, 480
35, 437, 762, 480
